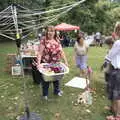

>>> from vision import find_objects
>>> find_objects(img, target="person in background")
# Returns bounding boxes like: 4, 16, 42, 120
95, 32, 101, 47
105, 22, 120, 120
99, 38, 103, 47
74, 32, 89, 78
59, 32, 64, 47
38, 33, 42, 40
33, 26, 68, 100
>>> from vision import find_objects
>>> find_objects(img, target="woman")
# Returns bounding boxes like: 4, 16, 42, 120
35, 26, 68, 100
105, 22, 120, 120
74, 32, 89, 77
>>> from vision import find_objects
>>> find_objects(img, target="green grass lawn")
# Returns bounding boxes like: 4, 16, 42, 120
0, 41, 110, 120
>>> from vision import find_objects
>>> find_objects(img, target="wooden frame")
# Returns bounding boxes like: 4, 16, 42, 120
12, 65, 22, 75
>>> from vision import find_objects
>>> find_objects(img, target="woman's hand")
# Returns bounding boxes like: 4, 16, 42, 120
65, 61, 69, 67
37, 63, 43, 69
32, 59, 38, 66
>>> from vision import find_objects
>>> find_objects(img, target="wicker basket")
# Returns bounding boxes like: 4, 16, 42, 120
38, 62, 69, 82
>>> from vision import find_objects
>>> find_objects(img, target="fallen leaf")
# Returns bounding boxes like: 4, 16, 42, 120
8, 106, 12, 110
1, 96, 4, 98
16, 116, 20, 120
86, 109, 91, 113
14, 97, 18, 100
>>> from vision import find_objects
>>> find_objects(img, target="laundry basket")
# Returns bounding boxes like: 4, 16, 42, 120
38, 62, 69, 82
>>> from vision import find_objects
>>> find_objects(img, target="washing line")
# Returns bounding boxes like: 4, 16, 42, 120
0, 11, 12, 22
0, 17, 13, 24
0, 13, 61, 26
0, 33, 15, 40
1, 25, 33, 31
0, 28, 33, 40
0, 2, 79, 32
1, 28, 32, 36
0, 14, 13, 22
21, 31, 33, 39
18, 15, 57, 23
0, 21, 29, 26
12, 5, 19, 35
0, 0, 86, 40
0, 9, 12, 19
0, 2, 72, 18
3, 29, 31, 35
21, 7, 78, 39
18, 1, 79, 18
16, 4, 30, 11
0, 8, 12, 15
0, 28, 15, 32
0, 6, 11, 14
1, 24, 14, 30
23, 0, 85, 30
0, 19, 14, 28
18, 1, 76, 13
0, 14, 13, 17
0, 13, 59, 25
0, 0, 84, 26
0, 24, 15, 31
3, 32, 16, 35
0, 12, 12, 17
0, 7, 70, 32
34, 0, 86, 30
1, 5, 72, 31
0, 23, 14, 25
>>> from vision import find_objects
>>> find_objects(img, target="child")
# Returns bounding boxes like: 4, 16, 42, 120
103, 36, 114, 116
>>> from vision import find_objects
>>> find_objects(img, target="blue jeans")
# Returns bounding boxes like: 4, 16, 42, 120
42, 80, 60, 96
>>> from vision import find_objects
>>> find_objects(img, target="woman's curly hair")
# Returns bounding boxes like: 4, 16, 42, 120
115, 22, 120, 37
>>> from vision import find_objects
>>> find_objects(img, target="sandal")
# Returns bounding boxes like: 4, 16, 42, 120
106, 115, 116, 120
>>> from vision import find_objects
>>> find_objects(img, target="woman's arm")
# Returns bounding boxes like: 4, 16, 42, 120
37, 41, 45, 66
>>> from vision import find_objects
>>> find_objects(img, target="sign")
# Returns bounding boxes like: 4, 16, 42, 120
12, 65, 22, 75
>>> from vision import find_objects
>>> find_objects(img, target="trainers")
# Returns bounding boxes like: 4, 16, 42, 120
57, 92, 62, 96
57, 91, 63, 96
54, 91, 63, 96
43, 96, 48, 100
60, 90, 63, 94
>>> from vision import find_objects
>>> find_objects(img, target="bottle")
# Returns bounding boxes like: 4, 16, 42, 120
86, 90, 92, 105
